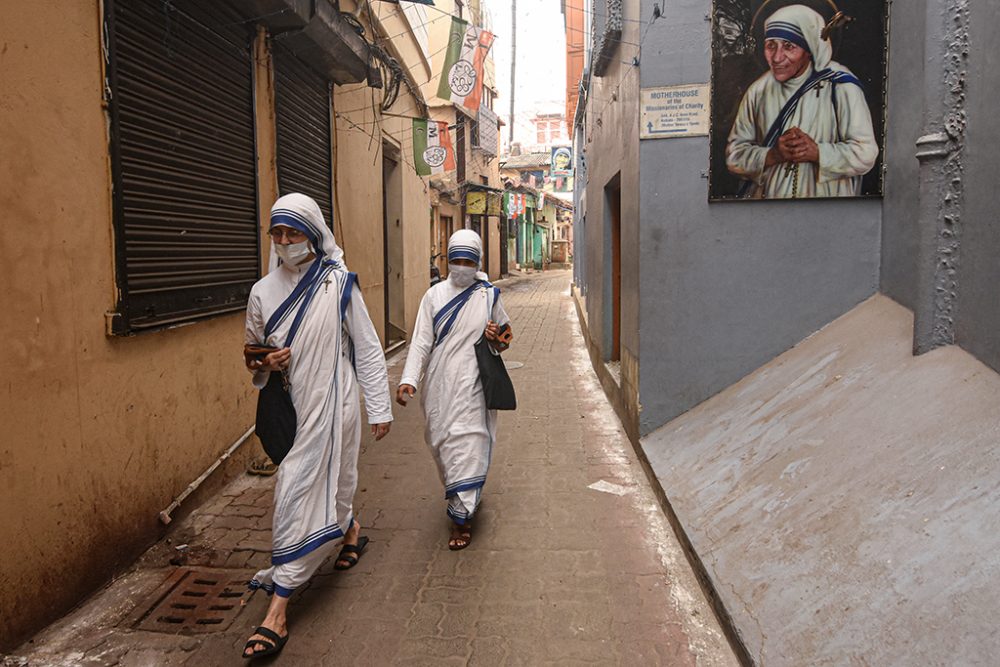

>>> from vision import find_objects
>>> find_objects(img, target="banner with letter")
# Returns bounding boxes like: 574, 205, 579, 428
412, 119, 455, 176
437, 17, 495, 113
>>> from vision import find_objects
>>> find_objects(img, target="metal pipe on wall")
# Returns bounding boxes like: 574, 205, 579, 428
158, 426, 256, 525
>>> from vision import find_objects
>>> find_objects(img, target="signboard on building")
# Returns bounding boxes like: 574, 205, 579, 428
639, 84, 710, 139
477, 106, 499, 157
466, 191, 487, 214
550, 146, 572, 176
487, 192, 502, 216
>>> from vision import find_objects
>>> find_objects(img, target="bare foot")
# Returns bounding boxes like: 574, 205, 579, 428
449, 521, 472, 550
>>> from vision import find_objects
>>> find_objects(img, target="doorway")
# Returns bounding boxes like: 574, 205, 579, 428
439, 214, 454, 278
604, 174, 621, 364
382, 144, 405, 349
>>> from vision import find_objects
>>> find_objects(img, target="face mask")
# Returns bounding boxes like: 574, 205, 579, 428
448, 263, 478, 288
274, 240, 312, 265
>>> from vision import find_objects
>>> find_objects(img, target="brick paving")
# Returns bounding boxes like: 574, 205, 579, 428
12, 270, 737, 666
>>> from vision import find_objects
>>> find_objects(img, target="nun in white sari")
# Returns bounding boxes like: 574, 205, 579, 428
241, 193, 392, 659
397, 230, 512, 550
725, 4, 878, 198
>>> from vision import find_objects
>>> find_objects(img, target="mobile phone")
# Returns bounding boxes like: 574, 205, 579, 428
244, 344, 280, 364
496, 323, 512, 344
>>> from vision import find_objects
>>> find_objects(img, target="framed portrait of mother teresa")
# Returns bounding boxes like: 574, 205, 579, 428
708, 0, 888, 201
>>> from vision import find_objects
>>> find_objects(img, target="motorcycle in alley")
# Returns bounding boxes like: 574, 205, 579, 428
430, 253, 442, 286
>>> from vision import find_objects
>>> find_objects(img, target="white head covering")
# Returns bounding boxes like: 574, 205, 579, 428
268, 193, 346, 270
764, 4, 832, 71
447, 229, 488, 281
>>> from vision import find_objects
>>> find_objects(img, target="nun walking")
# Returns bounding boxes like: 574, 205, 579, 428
242, 193, 392, 659
396, 230, 513, 550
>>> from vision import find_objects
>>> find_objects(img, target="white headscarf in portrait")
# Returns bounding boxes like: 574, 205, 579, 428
764, 4, 832, 71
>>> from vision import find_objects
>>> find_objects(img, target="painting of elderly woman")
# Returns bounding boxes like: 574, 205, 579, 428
708, 0, 888, 200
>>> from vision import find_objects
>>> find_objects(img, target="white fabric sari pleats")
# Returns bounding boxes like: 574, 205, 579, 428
401, 281, 509, 524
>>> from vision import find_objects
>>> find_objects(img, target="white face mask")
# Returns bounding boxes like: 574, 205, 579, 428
274, 239, 313, 265
448, 263, 478, 288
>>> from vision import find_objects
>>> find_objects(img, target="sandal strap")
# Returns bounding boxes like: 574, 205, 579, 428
340, 535, 368, 554
254, 626, 284, 643
245, 638, 275, 651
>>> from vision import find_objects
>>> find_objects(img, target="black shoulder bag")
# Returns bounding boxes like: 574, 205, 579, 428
475, 287, 516, 410
255, 370, 296, 466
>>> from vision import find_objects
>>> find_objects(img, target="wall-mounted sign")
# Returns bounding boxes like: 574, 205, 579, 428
550, 146, 572, 177
487, 192, 502, 216
640, 84, 710, 140
466, 191, 487, 214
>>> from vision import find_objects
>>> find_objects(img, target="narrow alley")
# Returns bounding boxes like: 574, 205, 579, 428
13, 270, 737, 666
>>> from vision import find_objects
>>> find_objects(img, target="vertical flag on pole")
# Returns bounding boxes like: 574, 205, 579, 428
413, 119, 456, 176
437, 17, 495, 113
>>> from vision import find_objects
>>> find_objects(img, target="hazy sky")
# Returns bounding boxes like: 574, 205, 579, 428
484, 0, 567, 151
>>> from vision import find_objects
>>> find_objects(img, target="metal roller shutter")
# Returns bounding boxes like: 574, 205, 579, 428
273, 49, 334, 229
106, 0, 259, 334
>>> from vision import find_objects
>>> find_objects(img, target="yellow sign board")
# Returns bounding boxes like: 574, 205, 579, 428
466, 191, 486, 214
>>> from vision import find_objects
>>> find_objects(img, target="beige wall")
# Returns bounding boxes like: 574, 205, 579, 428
0, 4, 432, 648
0, 3, 262, 648
332, 86, 430, 341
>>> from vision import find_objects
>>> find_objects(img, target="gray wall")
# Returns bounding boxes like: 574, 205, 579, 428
879, 1, 926, 311
955, 0, 1000, 373
580, 0, 643, 435
635, 0, 881, 434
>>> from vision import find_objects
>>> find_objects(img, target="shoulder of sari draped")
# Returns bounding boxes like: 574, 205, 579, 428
432, 280, 491, 348
263, 260, 355, 348
761, 66, 863, 150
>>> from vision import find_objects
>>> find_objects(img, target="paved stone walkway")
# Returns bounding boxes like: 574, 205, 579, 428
12, 270, 736, 666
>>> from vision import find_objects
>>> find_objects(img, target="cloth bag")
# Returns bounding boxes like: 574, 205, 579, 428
474, 286, 516, 410
475, 337, 516, 410
255, 371, 296, 465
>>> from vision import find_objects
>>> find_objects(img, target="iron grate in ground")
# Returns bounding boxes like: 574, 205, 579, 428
128, 567, 255, 634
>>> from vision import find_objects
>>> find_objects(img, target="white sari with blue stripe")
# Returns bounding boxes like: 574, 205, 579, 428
245, 195, 391, 597
400, 277, 510, 525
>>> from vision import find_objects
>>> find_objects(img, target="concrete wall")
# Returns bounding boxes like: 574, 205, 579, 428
0, 4, 432, 648
333, 87, 390, 342
580, 0, 642, 439
878, 2, 926, 312
0, 3, 261, 647
641, 295, 1000, 665
954, 0, 1000, 374
635, 0, 881, 435
331, 87, 430, 342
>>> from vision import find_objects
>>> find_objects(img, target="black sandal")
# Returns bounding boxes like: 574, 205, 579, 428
243, 625, 288, 660
449, 523, 472, 551
333, 535, 369, 570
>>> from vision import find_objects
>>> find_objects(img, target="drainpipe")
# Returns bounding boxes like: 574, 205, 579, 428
158, 426, 256, 525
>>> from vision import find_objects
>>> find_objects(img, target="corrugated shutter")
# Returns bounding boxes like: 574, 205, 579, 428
107, 0, 259, 334
273, 49, 334, 228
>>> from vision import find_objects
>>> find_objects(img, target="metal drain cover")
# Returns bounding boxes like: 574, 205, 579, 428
130, 567, 254, 634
